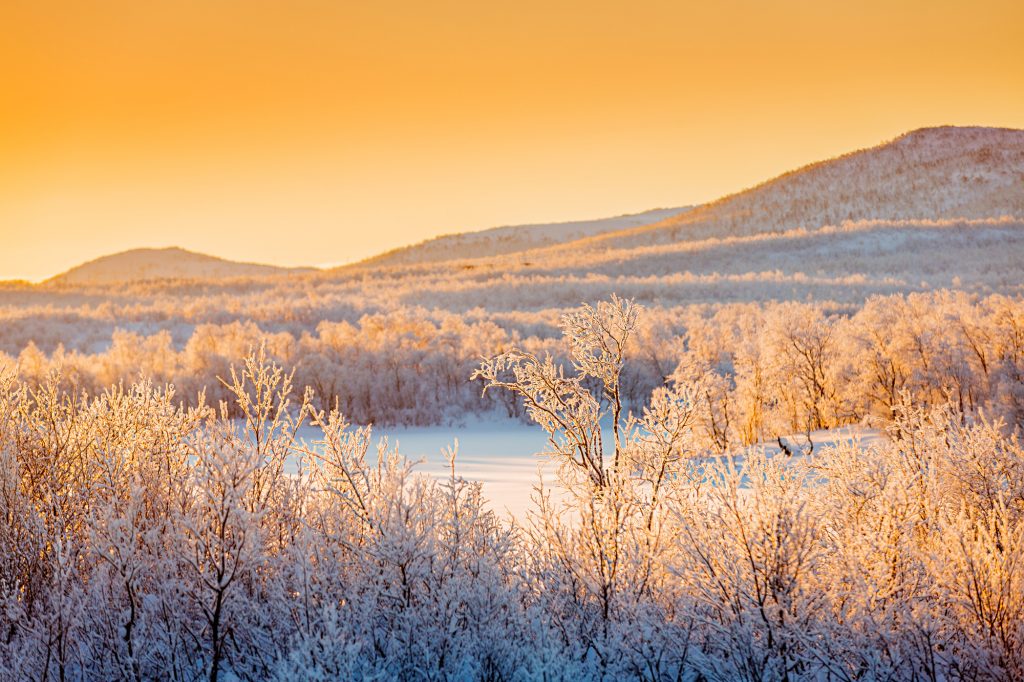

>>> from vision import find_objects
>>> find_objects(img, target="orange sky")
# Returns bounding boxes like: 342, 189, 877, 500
2, 0, 1022, 281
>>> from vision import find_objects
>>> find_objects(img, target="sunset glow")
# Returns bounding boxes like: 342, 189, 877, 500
2, 0, 1022, 281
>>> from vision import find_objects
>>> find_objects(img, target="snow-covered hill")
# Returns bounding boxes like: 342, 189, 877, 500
28, 125, 1024, 313
548, 126, 1024, 252
48, 247, 314, 285
357, 207, 689, 268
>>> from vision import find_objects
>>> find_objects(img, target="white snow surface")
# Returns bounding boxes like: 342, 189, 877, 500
294, 418, 884, 520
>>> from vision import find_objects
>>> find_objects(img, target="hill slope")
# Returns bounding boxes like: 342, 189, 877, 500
556, 126, 1024, 253
357, 207, 689, 268
48, 247, 314, 285
328, 126, 1024, 310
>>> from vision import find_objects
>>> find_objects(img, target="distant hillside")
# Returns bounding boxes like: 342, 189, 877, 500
32, 126, 1024, 309
357, 207, 689, 268
320, 126, 1024, 311
556, 126, 1024, 252
48, 247, 313, 285
319, 217, 1021, 313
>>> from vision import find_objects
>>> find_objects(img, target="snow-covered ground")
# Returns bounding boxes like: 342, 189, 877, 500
371, 418, 553, 519
293, 417, 553, 519
294, 418, 885, 520
733, 425, 886, 464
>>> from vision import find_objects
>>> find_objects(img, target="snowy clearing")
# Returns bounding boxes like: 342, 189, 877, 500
295, 419, 885, 519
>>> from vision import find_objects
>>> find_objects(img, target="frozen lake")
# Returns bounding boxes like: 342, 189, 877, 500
293, 418, 884, 520
368, 418, 554, 519
293, 417, 555, 519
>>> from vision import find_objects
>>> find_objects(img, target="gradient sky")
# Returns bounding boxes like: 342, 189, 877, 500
2, 0, 1022, 281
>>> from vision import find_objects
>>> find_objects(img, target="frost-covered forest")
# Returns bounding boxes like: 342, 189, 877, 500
4, 290, 1023, 435
1, 298, 1022, 681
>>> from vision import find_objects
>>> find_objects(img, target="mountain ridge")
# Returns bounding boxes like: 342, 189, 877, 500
44, 125, 1024, 284
337, 125, 1024, 273
549, 125, 1024, 254
47, 247, 315, 286
354, 206, 691, 269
